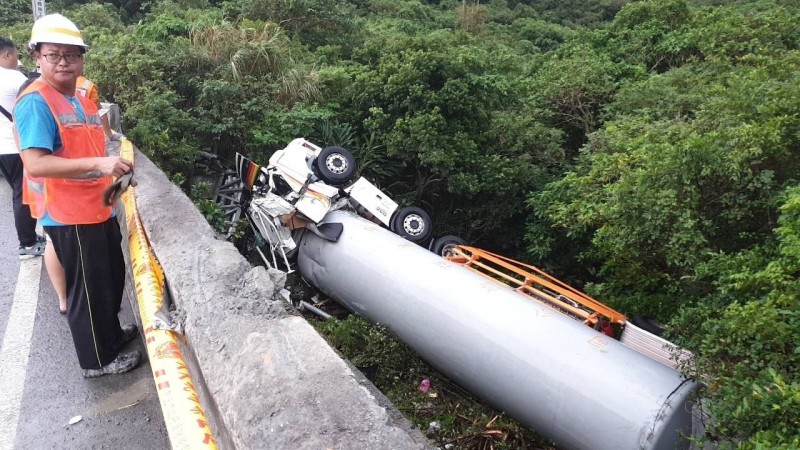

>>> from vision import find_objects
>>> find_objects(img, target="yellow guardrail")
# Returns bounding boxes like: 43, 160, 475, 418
119, 138, 218, 449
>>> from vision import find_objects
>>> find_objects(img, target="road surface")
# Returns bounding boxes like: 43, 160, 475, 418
0, 180, 169, 449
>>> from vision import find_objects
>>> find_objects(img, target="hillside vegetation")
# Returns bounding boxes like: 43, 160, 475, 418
3, 0, 799, 447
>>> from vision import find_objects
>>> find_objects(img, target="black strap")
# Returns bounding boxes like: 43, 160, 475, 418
18, 73, 39, 94
0, 104, 11, 122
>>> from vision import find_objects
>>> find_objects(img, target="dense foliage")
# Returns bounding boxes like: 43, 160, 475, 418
4, 0, 800, 447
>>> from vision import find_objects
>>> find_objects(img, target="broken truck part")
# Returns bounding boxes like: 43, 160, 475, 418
226, 138, 434, 271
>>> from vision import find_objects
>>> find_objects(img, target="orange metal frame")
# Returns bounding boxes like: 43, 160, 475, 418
447, 246, 627, 327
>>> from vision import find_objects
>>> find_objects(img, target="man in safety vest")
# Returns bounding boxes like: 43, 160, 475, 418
14, 14, 141, 378
43, 71, 123, 315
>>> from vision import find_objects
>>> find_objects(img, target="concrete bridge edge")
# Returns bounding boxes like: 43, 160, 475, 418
115, 144, 430, 449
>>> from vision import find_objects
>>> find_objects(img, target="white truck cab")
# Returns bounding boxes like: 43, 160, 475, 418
235, 138, 434, 269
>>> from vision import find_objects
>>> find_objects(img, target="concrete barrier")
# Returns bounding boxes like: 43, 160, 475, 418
115, 143, 430, 449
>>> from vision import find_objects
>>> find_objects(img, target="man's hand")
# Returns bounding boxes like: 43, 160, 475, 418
103, 170, 137, 206
21, 149, 133, 179
96, 156, 133, 178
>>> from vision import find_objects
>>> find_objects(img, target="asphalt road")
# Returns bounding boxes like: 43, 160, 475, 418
0, 179, 169, 449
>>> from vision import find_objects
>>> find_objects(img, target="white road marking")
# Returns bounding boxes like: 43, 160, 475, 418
0, 257, 42, 450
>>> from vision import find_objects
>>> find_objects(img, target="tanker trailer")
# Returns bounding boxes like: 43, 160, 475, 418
297, 210, 698, 450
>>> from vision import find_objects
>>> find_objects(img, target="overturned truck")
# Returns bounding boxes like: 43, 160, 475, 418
216, 140, 699, 450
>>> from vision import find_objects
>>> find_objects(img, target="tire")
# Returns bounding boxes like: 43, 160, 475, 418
390, 207, 433, 244
314, 146, 357, 186
431, 235, 465, 257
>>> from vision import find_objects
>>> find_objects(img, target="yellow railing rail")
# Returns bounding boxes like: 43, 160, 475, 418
120, 138, 217, 449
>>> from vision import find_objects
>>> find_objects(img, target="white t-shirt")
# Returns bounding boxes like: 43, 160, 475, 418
0, 66, 28, 155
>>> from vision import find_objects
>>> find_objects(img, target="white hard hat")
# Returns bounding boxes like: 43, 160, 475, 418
29, 14, 87, 50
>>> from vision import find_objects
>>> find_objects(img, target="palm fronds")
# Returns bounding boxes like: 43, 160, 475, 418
190, 20, 320, 105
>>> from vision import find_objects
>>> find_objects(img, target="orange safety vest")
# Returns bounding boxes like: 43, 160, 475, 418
19, 79, 112, 224
76, 76, 91, 96
75, 76, 99, 105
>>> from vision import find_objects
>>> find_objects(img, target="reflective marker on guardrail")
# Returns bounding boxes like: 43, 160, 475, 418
119, 138, 218, 449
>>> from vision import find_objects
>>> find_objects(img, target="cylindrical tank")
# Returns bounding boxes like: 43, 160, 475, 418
297, 211, 697, 450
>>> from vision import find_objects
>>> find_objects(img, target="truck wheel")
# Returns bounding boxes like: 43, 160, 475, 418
315, 146, 356, 186
390, 207, 433, 244
431, 235, 465, 257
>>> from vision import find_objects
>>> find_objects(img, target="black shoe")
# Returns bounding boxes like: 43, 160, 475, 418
118, 323, 138, 348
18, 240, 45, 259
82, 351, 142, 378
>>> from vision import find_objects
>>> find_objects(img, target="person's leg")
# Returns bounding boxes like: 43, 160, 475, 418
47, 223, 127, 370
43, 237, 68, 313
0, 154, 39, 248
106, 218, 126, 314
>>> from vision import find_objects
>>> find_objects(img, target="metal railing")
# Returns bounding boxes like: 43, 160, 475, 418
447, 246, 627, 328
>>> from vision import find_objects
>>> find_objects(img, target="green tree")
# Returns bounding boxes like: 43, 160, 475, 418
510, 0, 628, 27
671, 185, 800, 447
604, 0, 695, 71
529, 44, 640, 151
513, 18, 576, 53
330, 30, 564, 252
220, 0, 359, 49
530, 49, 800, 317
0, 0, 31, 28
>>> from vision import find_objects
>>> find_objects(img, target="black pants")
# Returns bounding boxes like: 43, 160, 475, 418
46, 219, 126, 369
0, 153, 38, 247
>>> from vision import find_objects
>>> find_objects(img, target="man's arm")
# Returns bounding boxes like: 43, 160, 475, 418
101, 114, 115, 139
15, 92, 132, 178
21, 148, 132, 179
0, 69, 28, 115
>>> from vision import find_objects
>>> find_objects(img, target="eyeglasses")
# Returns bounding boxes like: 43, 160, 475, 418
41, 53, 82, 65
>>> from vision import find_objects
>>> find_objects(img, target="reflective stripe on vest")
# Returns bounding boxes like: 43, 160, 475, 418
55, 113, 101, 126
26, 178, 44, 194
57, 113, 82, 124
18, 79, 112, 224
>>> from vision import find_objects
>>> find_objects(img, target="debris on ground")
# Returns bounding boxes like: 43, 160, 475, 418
418, 378, 431, 394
